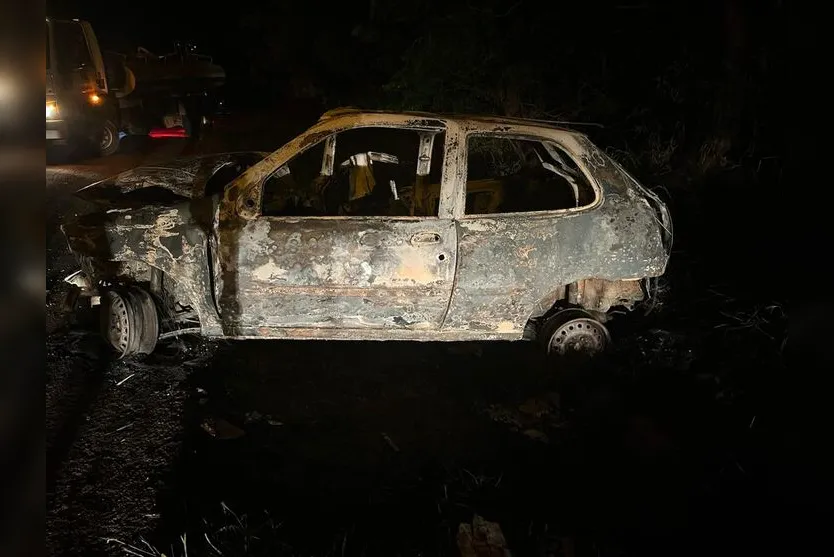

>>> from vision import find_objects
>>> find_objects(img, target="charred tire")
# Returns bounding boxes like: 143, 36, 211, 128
100, 286, 159, 357
98, 120, 120, 157
540, 308, 611, 358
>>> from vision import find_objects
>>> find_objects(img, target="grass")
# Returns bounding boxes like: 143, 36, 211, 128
106, 504, 294, 557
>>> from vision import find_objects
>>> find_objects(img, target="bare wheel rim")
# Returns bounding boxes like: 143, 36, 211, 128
547, 317, 611, 356
100, 125, 114, 150
102, 290, 132, 357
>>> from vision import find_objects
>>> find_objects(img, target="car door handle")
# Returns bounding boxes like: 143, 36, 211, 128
410, 231, 442, 246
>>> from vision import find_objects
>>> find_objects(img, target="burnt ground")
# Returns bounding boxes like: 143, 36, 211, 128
46, 110, 821, 557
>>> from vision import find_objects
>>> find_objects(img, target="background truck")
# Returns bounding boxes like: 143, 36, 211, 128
46, 18, 226, 156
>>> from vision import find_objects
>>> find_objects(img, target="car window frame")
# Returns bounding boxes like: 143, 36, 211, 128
456, 129, 603, 220
254, 122, 451, 221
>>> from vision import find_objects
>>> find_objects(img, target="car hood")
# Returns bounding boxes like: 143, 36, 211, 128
74, 151, 268, 209
62, 194, 220, 261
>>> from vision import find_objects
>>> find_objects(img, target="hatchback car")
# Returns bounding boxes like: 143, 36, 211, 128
62, 109, 672, 357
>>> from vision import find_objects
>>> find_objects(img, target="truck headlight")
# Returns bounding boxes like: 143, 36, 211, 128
46, 100, 59, 120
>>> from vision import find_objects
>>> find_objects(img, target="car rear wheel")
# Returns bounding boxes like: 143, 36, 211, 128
540, 308, 611, 358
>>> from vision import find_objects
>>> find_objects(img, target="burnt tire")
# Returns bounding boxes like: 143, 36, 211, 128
540, 308, 611, 359
98, 120, 120, 157
100, 286, 159, 357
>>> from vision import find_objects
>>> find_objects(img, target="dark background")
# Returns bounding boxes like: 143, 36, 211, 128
35, 1, 831, 556
46, 0, 796, 277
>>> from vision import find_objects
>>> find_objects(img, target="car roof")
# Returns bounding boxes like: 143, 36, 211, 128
317, 107, 594, 135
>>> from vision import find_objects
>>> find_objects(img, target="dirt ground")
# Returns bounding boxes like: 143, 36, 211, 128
46, 112, 819, 557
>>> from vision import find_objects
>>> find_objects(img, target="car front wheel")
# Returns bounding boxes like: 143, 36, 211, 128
100, 286, 159, 357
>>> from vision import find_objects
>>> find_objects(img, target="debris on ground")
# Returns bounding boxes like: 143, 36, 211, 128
522, 429, 549, 443
457, 514, 512, 557
202, 418, 245, 440
243, 410, 283, 426
244, 410, 263, 423
486, 394, 561, 441
519, 394, 558, 418
381, 432, 400, 453
486, 404, 524, 430
539, 535, 576, 557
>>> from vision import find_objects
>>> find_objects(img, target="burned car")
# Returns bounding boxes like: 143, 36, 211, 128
62, 109, 672, 358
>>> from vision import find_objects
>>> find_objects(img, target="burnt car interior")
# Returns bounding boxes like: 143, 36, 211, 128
463, 136, 596, 215
260, 126, 596, 218
262, 126, 430, 217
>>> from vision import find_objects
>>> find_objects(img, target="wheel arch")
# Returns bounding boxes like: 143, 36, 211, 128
524, 277, 647, 328
84, 257, 209, 330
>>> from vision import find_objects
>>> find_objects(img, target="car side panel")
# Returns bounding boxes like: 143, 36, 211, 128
442, 193, 668, 335
62, 199, 223, 334
214, 216, 458, 334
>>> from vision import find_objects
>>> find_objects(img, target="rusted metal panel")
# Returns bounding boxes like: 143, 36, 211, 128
214, 216, 457, 334
567, 278, 644, 313
223, 327, 518, 342
62, 198, 223, 334
435, 118, 666, 336
442, 181, 666, 335
440, 125, 467, 219
416, 132, 436, 176
75, 152, 269, 202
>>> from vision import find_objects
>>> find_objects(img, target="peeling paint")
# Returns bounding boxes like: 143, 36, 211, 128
76, 152, 269, 204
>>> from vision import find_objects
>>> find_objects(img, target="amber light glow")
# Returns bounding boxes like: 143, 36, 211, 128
88, 93, 102, 105
46, 100, 59, 119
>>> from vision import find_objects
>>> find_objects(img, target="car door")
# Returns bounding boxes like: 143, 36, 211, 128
215, 124, 458, 335
442, 129, 603, 336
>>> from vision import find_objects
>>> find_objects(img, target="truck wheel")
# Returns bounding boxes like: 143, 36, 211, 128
98, 120, 120, 157
540, 308, 611, 359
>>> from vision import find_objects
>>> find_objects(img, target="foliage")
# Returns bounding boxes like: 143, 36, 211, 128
237, 0, 784, 181
376, 0, 783, 181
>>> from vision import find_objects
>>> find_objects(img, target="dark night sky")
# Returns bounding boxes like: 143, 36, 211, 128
46, 0, 374, 96
46, 0, 732, 77
47, 0, 376, 52
47, 0, 219, 54
43, 0, 797, 128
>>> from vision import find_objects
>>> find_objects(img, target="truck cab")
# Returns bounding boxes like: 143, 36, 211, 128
46, 18, 121, 156
47, 18, 226, 158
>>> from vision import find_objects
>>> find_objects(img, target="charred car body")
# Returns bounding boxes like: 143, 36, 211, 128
62, 109, 672, 357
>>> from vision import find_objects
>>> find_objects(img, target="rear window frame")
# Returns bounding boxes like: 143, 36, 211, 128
458, 131, 602, 219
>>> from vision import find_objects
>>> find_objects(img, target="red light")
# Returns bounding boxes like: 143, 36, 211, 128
148, 126, 188, 138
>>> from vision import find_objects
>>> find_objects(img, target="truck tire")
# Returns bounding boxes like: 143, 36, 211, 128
99, 120, 120, 157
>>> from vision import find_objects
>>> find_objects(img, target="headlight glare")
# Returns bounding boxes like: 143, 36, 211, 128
46, 100, 59, 120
